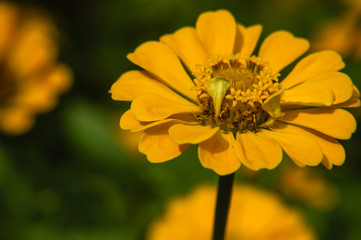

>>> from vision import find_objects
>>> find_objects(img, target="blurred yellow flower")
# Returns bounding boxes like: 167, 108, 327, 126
111, 10, 359, 175
147, 184, 317, 240
312, 0, 361, 60
279, 165, 338, 210
0, 2, 72, 135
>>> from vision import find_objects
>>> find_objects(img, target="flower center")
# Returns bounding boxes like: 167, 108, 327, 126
193, 54, 280, 134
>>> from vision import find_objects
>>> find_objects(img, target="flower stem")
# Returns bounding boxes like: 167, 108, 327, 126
212, 173, 235, 240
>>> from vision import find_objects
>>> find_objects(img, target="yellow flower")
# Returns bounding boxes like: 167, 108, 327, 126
0, 2, 72, 135
110, 10, 360, 175
279, 165, 338, 210
147, 184, 317, 240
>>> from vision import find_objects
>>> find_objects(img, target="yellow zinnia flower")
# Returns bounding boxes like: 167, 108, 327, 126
0, 2, 72, 135
147, 184, 317, 240
111, 10, 360, 175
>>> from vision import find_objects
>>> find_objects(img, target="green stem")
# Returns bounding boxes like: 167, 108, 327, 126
212, 173, 235, 240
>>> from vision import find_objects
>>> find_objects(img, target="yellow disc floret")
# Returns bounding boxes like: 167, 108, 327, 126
193, 54, 280, 134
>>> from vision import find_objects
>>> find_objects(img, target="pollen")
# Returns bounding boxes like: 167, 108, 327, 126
193, 54, 280, 134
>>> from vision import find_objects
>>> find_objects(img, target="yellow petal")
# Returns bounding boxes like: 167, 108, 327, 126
258, 31, 309, 73
281, 50, 345, 89
234, 24, 263, 57
127, 41, 197, 102
281, 81, 334, 106
0, 2, 18, 58
235, 131, 283, 170
196, 10, 237, 56
334, 85, 361, 108
0, 108, 34, 135
160, 27, 207, 73
280, 108, 356, 140
271, 123, 345, 169
9, 18, 58, 77
306, 72, 353, 105
198, 132, 241, 175
169, 124, 219, 144
257, 129, 323, 167
139, 123, 190, 163
110, 73, 187, 103
120, 110, 198, 132
131, 94, 200, 122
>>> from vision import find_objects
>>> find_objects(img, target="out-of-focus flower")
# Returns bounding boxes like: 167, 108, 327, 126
147, 184, 317, 240
111, 9, 359, 175
0, 2, 72, 135
279, 165, 339, 210
312, 0, 361, 60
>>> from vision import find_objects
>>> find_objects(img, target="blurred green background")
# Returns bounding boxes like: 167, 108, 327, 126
1, 0, 361, 239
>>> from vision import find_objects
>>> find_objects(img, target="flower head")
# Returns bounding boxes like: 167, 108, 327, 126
111, 10, 359, 175
0, 2, 72, 135
147, 184, 317, 240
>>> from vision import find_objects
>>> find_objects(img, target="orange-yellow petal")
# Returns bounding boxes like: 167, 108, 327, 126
257, 129, 323, 167
271, 123, 345, 169
334, 85, 361, 108
131, 94, 200, 122
169, 124, 219, 144
111, 73, 186, 103
160, 27, 207, 73
234, 24, 262, 57
281, 50, 345, 89
127, 41, 197, 102
198, 132, 240, 175
8, 17, 58, 78
281, 81, 334, 106
306, 72, 353, 105
139, 123, 190, 163
196, 10, 237, 56
235, 131, 283, 170
120, 110, 198, 132
280, 108, 356, 140
0, 108, 34, 135
258, 31, 309, 73
120, 110, 144, 130
0, 2, 18, 58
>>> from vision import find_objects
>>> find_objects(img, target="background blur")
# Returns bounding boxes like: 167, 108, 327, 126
1, 0, 361, 239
